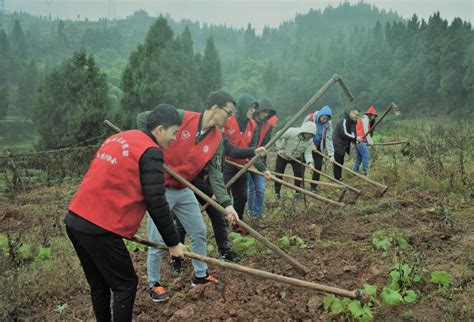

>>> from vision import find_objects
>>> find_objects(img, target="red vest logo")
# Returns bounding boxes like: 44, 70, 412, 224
203, 145, 209, 153
247, 131, 252, 137
228, 128, 235, 136
181, 129, 191, 140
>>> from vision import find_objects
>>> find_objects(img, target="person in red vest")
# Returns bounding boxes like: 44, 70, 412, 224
64, 104, 185, 322
247, 98, 278, 219
138, 91, 248, 302
223, 94, 272, 233
353, 106, 378, 176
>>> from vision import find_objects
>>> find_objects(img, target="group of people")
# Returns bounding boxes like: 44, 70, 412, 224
64, 88, 378, 321
273, 105, 378, 198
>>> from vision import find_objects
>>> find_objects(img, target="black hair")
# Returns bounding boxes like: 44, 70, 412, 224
146, 103, 181, 131
206, 90, 236, 110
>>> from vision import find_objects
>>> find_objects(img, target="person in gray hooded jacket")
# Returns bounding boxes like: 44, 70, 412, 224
273, 121, 317, 199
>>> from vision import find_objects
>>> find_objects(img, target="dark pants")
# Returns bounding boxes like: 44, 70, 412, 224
274, 154, 304, 195
310, 148, 324, 189
334, 153, 345, 181
175, 177, 232, 254
66, 226, 138, 322
223, 164, 248, 221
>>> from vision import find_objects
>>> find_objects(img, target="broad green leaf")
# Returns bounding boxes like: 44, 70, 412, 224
431, 271, 452, 287
36, 246, 52, 260
348, 300, 364, 318
413, 274, 422, 282
278, 236, 291, 247
330, 298, 344, 315
363, 283, 377, 296
390, 270, 400, 284
244, 248, 257, 256
18, 244, 32, 259
381, 287, 403, 305
403, 290, 417, 303
399, 264, 412, 281
229, 232, 243, 241
323, 295, 335, 310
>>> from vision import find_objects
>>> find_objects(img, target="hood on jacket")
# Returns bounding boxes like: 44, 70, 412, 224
316, 105, 332, 123
366, 105, 377, 116
255, 98, 277, 123
298, 121, 316, 137
236, 94, 259, 121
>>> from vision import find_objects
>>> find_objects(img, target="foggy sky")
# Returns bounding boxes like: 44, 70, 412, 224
4, 0, 473, 32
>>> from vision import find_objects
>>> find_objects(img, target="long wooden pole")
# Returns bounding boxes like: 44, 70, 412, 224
269, 170, 344, 189
103, 120, 310, 275
288, 155, 361, 196
226, 160, 344, 210
131, 236, 358, 299
313, 149, 389, 196
373, 140, 409, 146
363, 102, 400, 138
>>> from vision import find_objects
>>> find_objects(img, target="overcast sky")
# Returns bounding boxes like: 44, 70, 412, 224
4, 0, 473, 32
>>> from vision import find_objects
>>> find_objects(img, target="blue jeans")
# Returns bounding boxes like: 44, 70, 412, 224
353, 143, 370, 175
147, 187, 208, 286
247, 172, 265, 217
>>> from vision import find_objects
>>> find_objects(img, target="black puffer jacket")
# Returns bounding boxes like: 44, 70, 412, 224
333, 111, 357, 156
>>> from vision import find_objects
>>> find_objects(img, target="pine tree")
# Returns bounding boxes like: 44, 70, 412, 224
10, 20, 28, 59
33, 51, 109, 149
16, 60, 38, 120
199, 36, 222, 102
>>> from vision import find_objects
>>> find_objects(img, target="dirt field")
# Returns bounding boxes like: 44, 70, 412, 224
1, 159, 473, 321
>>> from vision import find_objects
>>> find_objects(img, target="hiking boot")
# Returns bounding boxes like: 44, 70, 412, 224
192, 274, 224, 287
310, 187, 318, 194
149, 283, 170, 302
169, 256, 184, 277
220, 249, 241, 263
275, 193, 281, 200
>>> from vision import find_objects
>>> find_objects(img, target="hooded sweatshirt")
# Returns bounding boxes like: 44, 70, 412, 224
236, 94, 259, 133
356, 106, 377, 145
275, 121, 316, 164
255, 98, 278, 147
303, 105, 335, 157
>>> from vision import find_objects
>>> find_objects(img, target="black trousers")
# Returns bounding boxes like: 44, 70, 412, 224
223, 164, 248, 221
309, 148, 324, 189
174, 178, 232, 254
334, 153, 345, 181
66, 226, 138, 322
274, 154, 303, 194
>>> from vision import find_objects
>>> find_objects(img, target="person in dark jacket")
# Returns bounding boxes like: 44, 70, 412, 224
247, 98, 277, 218
64, 104, 184, 322
332, 109, 360, 181
223, 94, 271, 234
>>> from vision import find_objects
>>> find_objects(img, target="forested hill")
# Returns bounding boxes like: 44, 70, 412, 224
0, 2, 472, 139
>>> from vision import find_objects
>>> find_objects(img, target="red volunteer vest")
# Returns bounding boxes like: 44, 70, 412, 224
164, 111, 222, 188
257, 115, 278, 147
224, 114, 257, 165
69, 130, 158, 238
356, 117, 371, 142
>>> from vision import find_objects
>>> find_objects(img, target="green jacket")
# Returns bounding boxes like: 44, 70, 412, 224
137, 110, 232, 208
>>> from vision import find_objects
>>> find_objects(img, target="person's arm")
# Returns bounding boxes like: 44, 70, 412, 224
223, 136, 255, 159
249, 127, 259, 148
139, 147, 179, 247
208, 143, 232, 208
362, 117, 374, 145
325, 122, 335, 157
304, 143, 314, 165
274, 129, 289, 150
338, 119, 356, 141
